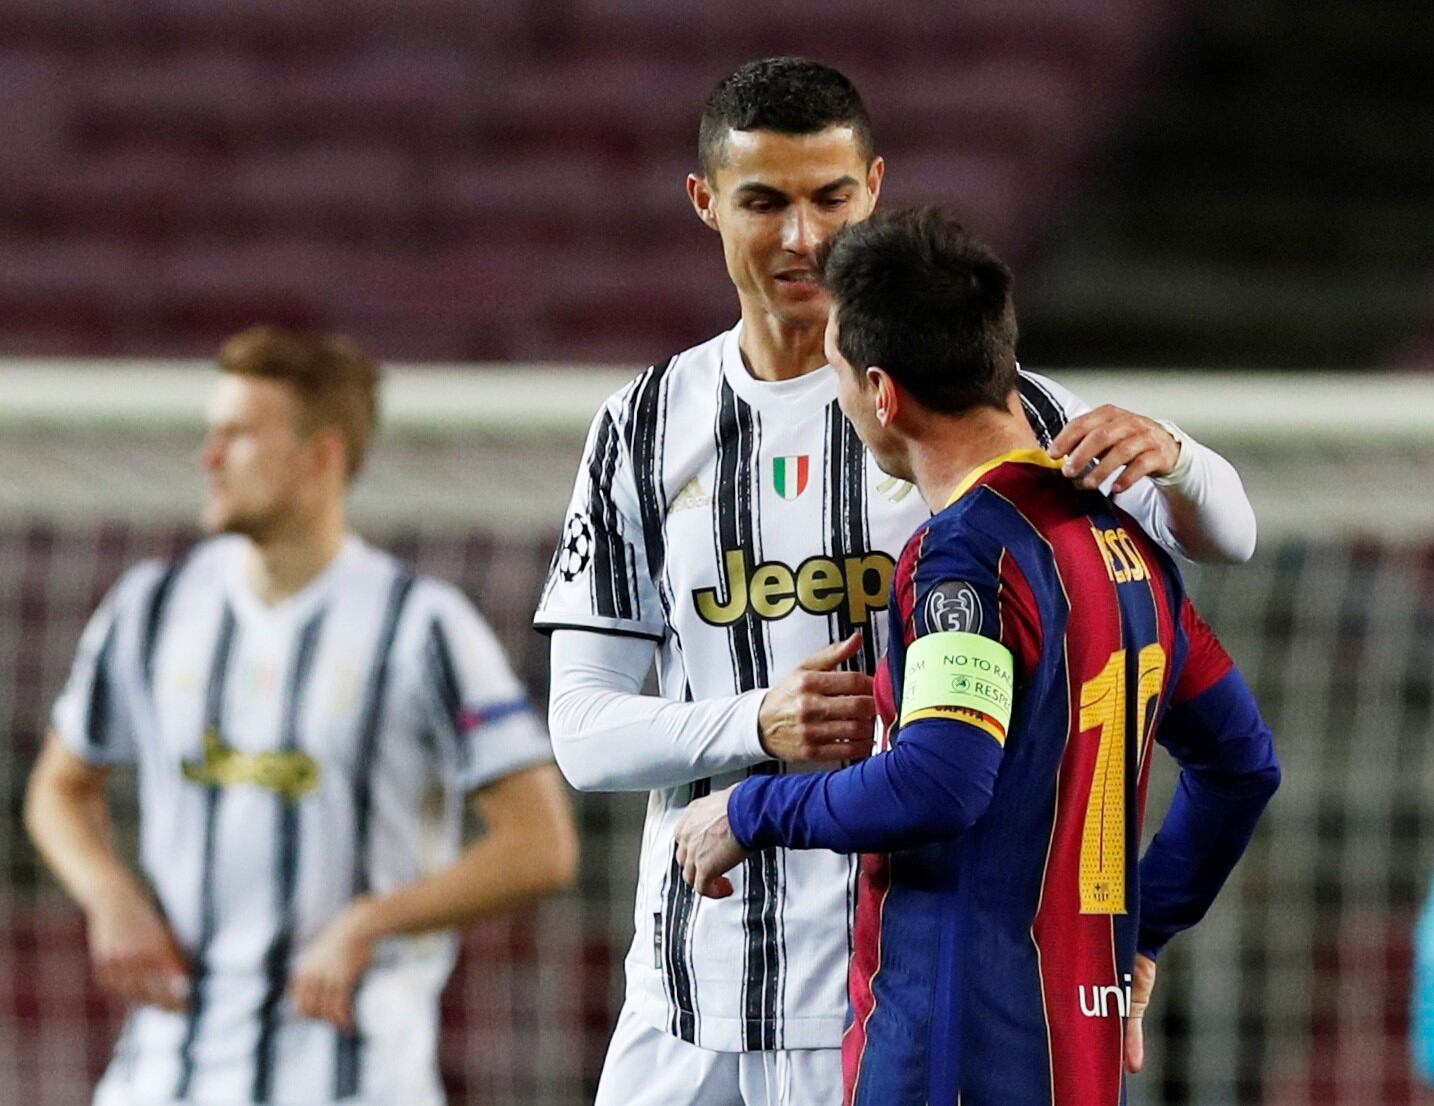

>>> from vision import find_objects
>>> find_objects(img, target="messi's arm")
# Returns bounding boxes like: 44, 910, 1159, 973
1136, 611, 1281, 958
726, 715, 1004, 854
1032, 371, 1257, 564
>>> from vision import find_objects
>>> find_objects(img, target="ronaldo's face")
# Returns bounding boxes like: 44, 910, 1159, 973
701, 127, 883, 331
200, 376, 312, 540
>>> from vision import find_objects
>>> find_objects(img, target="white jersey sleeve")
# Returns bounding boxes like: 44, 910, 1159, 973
51, 560, 166, 765
546, 628, 767, 792
533, 396, 666, 641
1020, 369, 1257, 564
399, 579, 552, 794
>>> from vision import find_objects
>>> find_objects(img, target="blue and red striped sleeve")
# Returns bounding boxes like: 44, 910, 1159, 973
1137, 597, 1281, 957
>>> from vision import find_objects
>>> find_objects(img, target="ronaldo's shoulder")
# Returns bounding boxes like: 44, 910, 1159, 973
601, 329, 729, 411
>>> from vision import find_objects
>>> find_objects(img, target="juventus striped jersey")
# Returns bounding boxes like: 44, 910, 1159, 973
534, 323, 1245, 1053
53, 534, 551, 1105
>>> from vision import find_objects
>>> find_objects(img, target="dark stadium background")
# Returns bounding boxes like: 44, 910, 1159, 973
1, 2, 1432, 1104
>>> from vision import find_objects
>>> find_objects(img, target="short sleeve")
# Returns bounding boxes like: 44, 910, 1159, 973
410, 580, 553, 793
533, 398, 665, 641
52, 562, 162, 765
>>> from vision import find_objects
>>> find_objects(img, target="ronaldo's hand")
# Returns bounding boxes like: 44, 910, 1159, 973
1124, 953, 1157, 1074
757, 632, 877, 763
674, 786, 749, 899
86, 878, 190, 1012
1049, 405, 1180, 495
288, 898, 379, 1032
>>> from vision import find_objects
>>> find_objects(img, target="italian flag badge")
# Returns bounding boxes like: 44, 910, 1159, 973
773, 455, 810, 500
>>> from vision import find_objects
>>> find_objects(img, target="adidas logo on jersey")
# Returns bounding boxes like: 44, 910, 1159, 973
693, 548, 895, 626
669, 476, 712, 514
877, 476, 916, 503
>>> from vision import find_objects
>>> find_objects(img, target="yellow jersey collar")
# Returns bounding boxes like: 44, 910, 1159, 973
945, 448, 1063, 509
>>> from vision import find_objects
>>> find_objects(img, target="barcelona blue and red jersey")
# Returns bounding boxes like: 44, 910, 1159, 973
728, 449, 1279, 1105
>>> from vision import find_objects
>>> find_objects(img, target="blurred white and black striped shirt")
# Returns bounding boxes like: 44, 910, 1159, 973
56, 534, 551, 1105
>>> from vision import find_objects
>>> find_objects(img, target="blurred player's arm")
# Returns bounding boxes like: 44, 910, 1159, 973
547, 628, 875, 792
289, 762, 577, 1030
26, 563, 189, 1012
1032, 372, 1258, 564
24, 732, 190, 1011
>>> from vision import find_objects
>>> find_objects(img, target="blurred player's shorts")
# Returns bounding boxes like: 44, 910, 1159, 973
1414, 881, 1434, 1084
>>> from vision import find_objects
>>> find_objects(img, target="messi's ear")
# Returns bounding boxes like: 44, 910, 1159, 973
868, 366, 899, 427
687, 174, 720, 232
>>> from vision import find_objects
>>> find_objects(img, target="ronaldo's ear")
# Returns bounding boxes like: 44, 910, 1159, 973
687, 174, 720, 231
865, 156, 886, 206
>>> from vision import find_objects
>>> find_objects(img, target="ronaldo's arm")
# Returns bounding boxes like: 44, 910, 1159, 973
547, 629, 769, 791
1031, 371, 1258, 564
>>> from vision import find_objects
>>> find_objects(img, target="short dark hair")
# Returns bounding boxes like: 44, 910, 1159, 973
698, 56, 874, 177
218, 325, 381, 478
818, 207, 1018, 414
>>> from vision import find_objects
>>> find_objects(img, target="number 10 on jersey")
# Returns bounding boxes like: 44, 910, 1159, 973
1077, 644, 1166, 914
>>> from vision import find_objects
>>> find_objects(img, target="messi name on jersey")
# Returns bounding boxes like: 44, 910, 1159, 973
693, 549, 895, 627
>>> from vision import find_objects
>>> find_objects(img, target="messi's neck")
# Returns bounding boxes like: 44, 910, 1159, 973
906, 393, 1041, 514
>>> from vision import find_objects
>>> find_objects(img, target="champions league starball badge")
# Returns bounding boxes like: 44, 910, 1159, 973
924, 580, 983, 634
558, 513, 594, 582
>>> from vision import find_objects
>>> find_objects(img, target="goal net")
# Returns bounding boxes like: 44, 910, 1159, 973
0, 361, 1428, 1106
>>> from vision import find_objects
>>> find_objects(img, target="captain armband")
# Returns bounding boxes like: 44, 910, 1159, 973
900, 632, 1016, 745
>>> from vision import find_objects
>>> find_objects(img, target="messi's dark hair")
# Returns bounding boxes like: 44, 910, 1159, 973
698, 56, 874, 176
818, 207, 1018, 414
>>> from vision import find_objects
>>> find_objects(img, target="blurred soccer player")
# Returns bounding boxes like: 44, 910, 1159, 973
25, 327, 578, 1106
675, 208, 1282, 1104
536, 56, 1259, 1105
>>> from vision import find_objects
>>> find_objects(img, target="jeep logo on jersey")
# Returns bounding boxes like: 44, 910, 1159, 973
772, 455, 809, 500
182, 730, 319, 802
924, 580, 983, 634
693, 549, 895, 626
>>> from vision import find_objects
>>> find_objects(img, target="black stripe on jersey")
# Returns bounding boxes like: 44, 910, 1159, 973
84, 619, 120, 750
586, 410, 638, 622
335, 568, 417, 1099
625, 356, 677, 591
712, 378, 782, 1049
1018, 372, 1068, 450
424, 615, 468, 776
174, 602, 239, 1101
663, 772, 709, 1043
826, 403, 880, 674
141, 557, 185, 690
531, 620, 664, 642
253, 606, 327, 1103
713, 379, 770, 693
